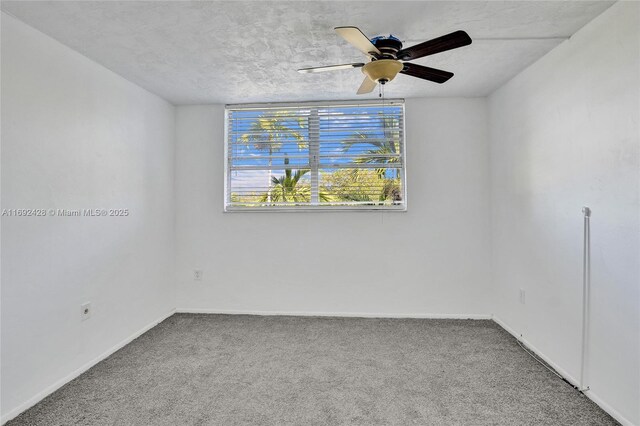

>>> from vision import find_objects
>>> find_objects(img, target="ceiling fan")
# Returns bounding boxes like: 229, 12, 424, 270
298, 27, 472, 94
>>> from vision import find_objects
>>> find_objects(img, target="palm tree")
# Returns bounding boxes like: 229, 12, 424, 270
342, 114, 401, 179
263, 168, 311, 203
262, 158, 330, 204
261, 157, 311, 203
239, 112, 307, 202
339, 113, 402, 203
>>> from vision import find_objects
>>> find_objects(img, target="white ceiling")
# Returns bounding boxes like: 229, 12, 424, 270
2, 1, 614, 105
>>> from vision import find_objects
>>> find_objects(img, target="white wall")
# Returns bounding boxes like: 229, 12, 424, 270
488, 2, 639, 424
1, 13, 176, 421
175, 98, 492, 317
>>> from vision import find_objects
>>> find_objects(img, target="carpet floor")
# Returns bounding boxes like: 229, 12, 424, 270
8, 314, 617, 425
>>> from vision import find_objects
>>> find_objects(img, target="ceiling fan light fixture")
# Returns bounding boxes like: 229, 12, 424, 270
361, 59, 404, 83
299, 27, 471, 94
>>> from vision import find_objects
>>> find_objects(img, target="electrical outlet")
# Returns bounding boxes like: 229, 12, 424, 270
519, 289, 526, 305
193, 269, 203, 281
81, 302, 92, 321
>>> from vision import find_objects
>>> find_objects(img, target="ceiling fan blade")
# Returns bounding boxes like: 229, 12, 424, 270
400, 63, 453, 84
335, 26, 381, 58
356, 77, 377, 95
298, 63, 365, 73
397, 30, 472, 61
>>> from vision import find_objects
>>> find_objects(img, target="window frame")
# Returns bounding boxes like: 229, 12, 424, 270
224, 99, 407, 212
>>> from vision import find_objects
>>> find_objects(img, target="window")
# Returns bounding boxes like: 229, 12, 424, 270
225, 100, 405, 211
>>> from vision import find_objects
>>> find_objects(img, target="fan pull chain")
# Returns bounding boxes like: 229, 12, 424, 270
381, 83, 386, 139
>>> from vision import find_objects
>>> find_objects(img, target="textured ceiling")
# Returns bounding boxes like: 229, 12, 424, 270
1, 1, 614, 105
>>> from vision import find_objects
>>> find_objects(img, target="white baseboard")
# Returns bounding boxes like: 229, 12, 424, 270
585, 389, 637, 426
176, 308, 492, 320
491, 315, 581, 387
492, 315, 636, 426
1, 308, 176, 425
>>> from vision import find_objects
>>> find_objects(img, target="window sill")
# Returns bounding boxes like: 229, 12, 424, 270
224, 204, 407, 213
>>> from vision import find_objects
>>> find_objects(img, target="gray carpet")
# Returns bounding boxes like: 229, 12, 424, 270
8, 314, 617, 425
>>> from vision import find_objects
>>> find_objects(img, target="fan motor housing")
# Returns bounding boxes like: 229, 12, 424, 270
371, 35, 403, 58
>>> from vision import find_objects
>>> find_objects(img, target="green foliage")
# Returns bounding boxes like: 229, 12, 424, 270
261, 158, 311, 203
261, 158, 331, 204
321, 169, 401, 204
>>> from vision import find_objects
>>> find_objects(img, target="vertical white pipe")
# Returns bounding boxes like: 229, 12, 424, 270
580, 206, 591, 391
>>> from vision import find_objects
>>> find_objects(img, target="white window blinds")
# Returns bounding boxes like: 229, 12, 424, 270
225, 100, 405, 211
